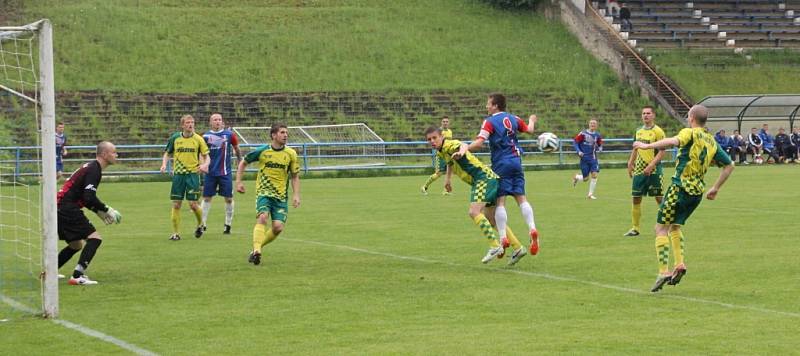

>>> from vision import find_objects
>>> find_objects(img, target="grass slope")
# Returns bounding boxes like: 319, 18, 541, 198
19, 0, 623, 101
2, 165, 798, 354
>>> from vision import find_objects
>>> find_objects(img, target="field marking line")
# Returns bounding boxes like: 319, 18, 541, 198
1, 294, 159, 356
292, 238, 800, 319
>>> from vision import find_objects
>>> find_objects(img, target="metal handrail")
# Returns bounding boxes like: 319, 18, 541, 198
585, 3, 692, 112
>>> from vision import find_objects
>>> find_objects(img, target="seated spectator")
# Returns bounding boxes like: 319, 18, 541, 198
715, 129, 732, 152
748, 127, 763, 163
791, 127, 800, 163
619, 3, 633, 31
774, 127, 793, 163
730, 130, 748, 165
759, 124, 779, 163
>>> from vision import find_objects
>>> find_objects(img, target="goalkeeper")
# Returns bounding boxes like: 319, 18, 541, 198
56, 141, 122, 286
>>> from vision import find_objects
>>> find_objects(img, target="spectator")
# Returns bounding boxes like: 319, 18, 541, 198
619, 3, 633, 31
759, 124, 779, 163
729, 130, 748, 165
791, 127, 800, 163
748, 127, 763, 163
774, 127, 793, 163
714, 129, 732, 153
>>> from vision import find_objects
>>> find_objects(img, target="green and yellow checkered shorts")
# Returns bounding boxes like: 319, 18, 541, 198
656, 184, 702, 225
256, 195, 289, 223
170, 173, 201, 201
470, 177, 498, 206
631, 172, 664, 197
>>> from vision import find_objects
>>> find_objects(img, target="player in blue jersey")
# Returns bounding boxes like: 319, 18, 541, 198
201, 113, 242, 235
571, 119, 603, 200
56, 121, 68, 180
467, 93, 540, 257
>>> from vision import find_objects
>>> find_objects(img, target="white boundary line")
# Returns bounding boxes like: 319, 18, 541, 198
292, 238, 800, 319
1, 295, 158, 356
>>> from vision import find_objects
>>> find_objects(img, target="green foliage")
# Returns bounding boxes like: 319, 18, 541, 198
2, 166, 798, 353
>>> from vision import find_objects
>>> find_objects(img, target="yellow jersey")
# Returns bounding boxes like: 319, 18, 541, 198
244, 145, 301, 201
672, 128, 732, 195
165, 132, 209, 174
633, 124, 666, 175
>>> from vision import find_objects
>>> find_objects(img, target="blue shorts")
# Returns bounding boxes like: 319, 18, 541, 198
498, 174, 526, 197
203, 174, 233, 198
580, 158, 599, 177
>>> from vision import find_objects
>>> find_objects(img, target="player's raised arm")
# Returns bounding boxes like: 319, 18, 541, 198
633, 137, 679, 151
467, 119, 491, 152
523, 114, 538, 134
235, 159, 248, 194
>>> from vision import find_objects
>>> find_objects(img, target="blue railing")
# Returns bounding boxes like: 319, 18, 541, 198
0, 139, 676, 177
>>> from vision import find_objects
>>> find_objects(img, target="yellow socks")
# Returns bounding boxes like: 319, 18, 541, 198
192, 205, 203, 225
631, 203, 641, 231
670, 228, 684, 267
171, 208, 181, 234
263, 228, 278, 246
655, 235, 670, 274
505, 227, 522, 250
472, 213, 498, 244
252, 224, 267, 253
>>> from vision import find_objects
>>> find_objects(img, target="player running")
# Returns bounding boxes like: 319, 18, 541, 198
633, 105, 734, 293
201, 113, 242, 235
571, 118, 603, 199
236, 123, 301, 266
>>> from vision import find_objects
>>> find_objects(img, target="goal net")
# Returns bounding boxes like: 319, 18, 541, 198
0, 20, 58, 318
233, 123, 386, 170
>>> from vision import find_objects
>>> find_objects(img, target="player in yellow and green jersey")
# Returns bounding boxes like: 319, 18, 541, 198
624, 106, 666, 237
235, 123, 301, 266
633, 105, 734, 293
421, 116, 453, 195
425, 126, 518, 265
161, 114, 210, 241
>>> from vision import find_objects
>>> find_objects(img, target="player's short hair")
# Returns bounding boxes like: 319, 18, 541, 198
270, 123, 288, 136
96, 141, 113, 156
488, 93, 506, 111
642, 106, 655, 113
689, 105, 708, 126
442, 115, 449, 120
57, 121, 64, 126
210, 112, 222, 120
424, 126, 441, 136
180, 114, 194, 125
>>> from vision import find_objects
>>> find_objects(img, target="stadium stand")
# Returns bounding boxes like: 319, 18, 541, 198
595, 0, 800, 48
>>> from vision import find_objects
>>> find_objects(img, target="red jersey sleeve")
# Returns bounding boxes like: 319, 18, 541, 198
515, 116, 529, 133
477, 120, 493, 140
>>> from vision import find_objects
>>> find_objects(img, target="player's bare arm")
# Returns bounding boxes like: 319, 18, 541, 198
467, 137, 484, 152
706, 163, 735, 200
160, 152, 170, 173
633, 137, 679, 151
644, 148, 666, 176
291, 173, 301, 208
444, 164, 453, 193
525, 114, 538, 134
451, 143, 468, 160
235, 159, 248, 194
198, 153, 210, 174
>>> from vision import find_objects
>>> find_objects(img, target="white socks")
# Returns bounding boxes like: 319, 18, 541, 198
495, 206, 508, 239
519, 201, 536, 230
589, 178, 598, 196
201, 200, 211, 226
225, 201, 234, 225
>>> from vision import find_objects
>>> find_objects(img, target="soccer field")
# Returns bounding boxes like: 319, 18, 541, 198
2, 166, 799, 354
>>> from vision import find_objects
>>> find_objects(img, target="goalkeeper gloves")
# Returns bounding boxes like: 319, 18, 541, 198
95, 206, 122, 225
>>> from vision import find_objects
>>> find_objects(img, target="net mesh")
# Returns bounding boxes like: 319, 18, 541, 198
233, 123, 386, 170
0, 25, 44, 317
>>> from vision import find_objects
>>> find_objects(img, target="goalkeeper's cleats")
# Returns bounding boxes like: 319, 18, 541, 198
529, 229, 540, 255
650, 274, 672, 293
169, 233, 181, 241
420, 186, 428, 196
195, 225, 204, 238
508, 247, 527, 266
623, 229, 640, 237
223, 224, 231, 235
481, 246, 504, 264
668, 264, 687, 286
248, 251, 261, 266
68, 275, 98, 286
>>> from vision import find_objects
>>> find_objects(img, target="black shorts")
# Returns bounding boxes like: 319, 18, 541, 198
57, 207, 96, 242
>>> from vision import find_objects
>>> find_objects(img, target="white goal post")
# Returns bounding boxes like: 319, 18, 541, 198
0, 20, 58, 318
233, 123, 387, 170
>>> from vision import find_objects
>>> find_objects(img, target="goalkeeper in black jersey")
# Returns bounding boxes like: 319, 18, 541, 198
57, 141, 121, 286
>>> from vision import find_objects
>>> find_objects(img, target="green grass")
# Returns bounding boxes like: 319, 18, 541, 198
2, 165, 799, 354
648, 49, 800, 101
18, 0, 624, 98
